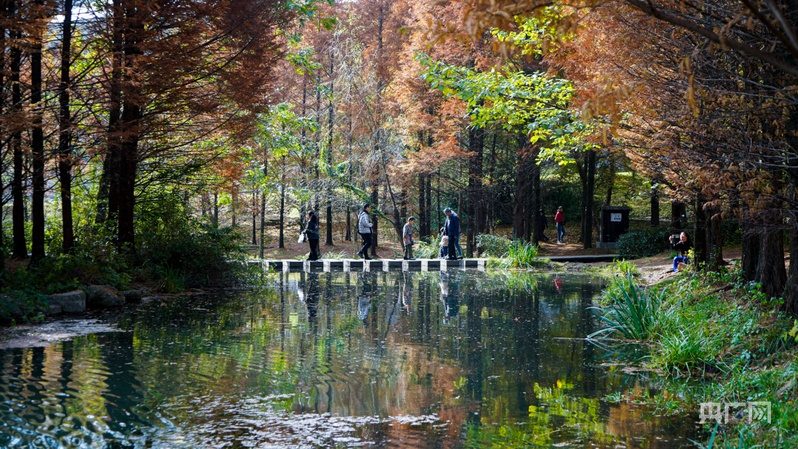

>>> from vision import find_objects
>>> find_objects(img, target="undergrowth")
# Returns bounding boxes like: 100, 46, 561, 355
590, 262, 798, 448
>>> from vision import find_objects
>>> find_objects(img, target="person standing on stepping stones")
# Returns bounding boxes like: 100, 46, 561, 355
357, 203, 374, 260
443, 207, 462, 260
403, 216, 416, 260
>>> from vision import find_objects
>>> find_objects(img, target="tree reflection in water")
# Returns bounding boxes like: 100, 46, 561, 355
0, 271, 700, 448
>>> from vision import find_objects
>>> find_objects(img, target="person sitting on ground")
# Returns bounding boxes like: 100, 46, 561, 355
403, 216, 416, 260
669, 231, 691, 272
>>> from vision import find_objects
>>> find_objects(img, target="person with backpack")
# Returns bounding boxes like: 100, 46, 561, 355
357, 203, 374, 260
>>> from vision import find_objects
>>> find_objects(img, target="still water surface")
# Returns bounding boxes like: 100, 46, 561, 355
0, 271, 700, 448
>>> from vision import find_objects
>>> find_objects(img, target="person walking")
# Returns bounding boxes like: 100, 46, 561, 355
403, 217, 416, 260
304, 211, 321, 260
535, 209, 549, 243
443, 207, 462, 259
554, 206, 566, 244
357, 203, 374, 259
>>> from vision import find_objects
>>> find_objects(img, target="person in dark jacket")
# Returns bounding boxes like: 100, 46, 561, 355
670, 231, 691, 272
535, 209, 549, 243
304, 211, 321, 260
443, 207, 462, 260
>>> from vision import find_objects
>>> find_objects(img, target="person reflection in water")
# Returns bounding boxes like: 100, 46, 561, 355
298, 273, 320, 324
554, 274, 563, 294
358, 272, 376, 327
439, 272, 460, 324
401, 272, 413, 314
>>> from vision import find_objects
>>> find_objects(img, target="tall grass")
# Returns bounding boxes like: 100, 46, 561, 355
501, 240, 539, 268
590, 273, 664, 341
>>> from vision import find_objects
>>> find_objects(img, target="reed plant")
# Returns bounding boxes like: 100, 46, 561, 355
501, 240, 539, 268
590, 273, 664, 341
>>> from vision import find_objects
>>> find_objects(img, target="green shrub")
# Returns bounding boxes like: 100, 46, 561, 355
590, 273, 663, 340
415, 241, 440, 259
137, 223, 245, 288
0, 290, 48, 326
501, 240, 539, 268
616, 227, 670, 259
476, 234, 513, 257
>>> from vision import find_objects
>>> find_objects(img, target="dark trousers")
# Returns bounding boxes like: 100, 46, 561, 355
404, 244, 413, 259
308, 238, 320, 260
359, 233, 372, 258
447, 235, 460, 259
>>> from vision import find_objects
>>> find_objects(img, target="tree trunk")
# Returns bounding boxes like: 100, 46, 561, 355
0, 3, 5, 268
707, 205, 724, 271
581, 150, 596, 249
259, 190, 266, 258
251, 190, 257, 245
513, 138, 532, 239
671, 201, 686, 231
279, 181, 285, 249
58, 0, 74, 253
693, 197, 707, 268
741, 220, 761, 282
466, 125, 484, 257
757, 222, 787, 299
650, 184, 660, 226
10, 8, 26, 259
31, 1, 46, 261
418, 173, 427, 239
325, 49, 334, 247
783, 222, 798, 315
370, 185, 378, 257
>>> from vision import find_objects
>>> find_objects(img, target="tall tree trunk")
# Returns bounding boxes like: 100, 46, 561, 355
117, 0, 142, 250
98, 0, 125, 231
259, 190, 266, 258
466, 125, 484, 257
418, 173, 427, 239
370, 185, 378, 257
10, 2, 26, 259
30, 1, 46, 261
325, 48, 334, 246
251, 190, 257, 245
581, 150, 596, 249
279, 182, 285, 249
741, 219, 761, 282
756, 218, 787, 298
693, 197, 708, 268
0, 1, 5, 268
513, 137, 531, 239
58, 0, 74, 253
707, 205, 724, 271
783, 220, 798, 315
532, 150, 542, 243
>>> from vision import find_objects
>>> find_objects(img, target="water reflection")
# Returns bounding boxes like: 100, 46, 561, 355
0, 272, 701, 448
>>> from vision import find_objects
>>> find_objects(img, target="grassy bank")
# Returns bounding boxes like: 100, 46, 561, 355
594, 264, 798, 447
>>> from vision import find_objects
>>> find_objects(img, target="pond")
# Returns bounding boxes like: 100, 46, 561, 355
0, 271, 702, 448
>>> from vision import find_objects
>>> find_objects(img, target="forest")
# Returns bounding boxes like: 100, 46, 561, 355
1, 0, 796, 315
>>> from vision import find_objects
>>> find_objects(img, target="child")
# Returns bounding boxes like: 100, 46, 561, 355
438, 227, 449, 259
403, 217, 416, 260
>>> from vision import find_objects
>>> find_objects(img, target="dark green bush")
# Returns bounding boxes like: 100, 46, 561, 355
475, 234, 513, 257
616, 227, 670, 259
0, 290, 48, 326
137, 222, 246, 289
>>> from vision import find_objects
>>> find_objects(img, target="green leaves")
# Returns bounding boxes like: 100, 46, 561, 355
417, 53, 595, 164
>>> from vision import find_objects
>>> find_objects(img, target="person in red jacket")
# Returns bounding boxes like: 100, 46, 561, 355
554, 206, 566, 244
